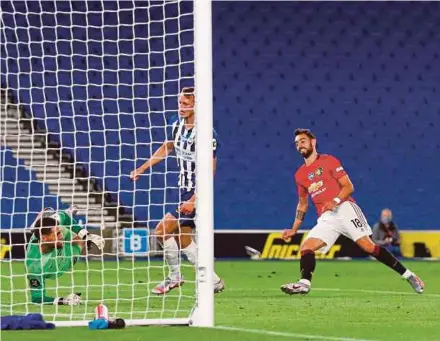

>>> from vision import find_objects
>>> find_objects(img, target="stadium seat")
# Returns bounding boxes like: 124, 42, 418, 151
0, 148, 62, 229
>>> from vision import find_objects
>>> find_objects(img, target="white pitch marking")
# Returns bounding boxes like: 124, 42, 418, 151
215, 325, 379, 341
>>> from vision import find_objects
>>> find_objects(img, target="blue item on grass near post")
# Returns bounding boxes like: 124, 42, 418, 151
88, 318, 109, 330
1, 314, 56, 330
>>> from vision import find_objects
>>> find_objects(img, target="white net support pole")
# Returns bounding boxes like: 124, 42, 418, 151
191, 0, 214, 329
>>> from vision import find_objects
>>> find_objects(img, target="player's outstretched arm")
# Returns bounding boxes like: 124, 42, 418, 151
72, 235, 86, 251
213, 156, 217, 175
283, 194, 308, 241
57, 210, 105, 251
131, 141, 174, 181
57, 210, 85, 237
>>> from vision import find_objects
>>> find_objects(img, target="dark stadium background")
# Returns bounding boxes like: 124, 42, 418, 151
1, 1, 439, 232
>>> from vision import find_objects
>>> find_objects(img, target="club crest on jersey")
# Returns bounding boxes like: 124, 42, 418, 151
308, 172, 315, 180
315, 167, 324, 176
187, 137, 194, 145
30, 279, 40, 287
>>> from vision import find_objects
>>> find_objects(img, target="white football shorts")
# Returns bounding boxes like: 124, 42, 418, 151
306, 201, 372, 253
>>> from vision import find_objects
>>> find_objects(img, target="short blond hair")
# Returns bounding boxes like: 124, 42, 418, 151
181, 87, 195, 98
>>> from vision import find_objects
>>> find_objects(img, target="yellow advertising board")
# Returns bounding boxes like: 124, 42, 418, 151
400, 232, 440, 258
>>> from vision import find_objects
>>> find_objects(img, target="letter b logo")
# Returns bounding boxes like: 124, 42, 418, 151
130, 234, 142, 251
123, 229, 149, 255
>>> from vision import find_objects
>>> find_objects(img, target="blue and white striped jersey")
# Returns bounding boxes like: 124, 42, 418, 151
168, 116, 218, 191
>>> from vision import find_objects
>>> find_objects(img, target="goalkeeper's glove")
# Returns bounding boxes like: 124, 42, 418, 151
77, 229, 105, 251
54, 293, 81, 306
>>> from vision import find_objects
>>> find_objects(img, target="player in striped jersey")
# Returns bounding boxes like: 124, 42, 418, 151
131, 87, 224, 295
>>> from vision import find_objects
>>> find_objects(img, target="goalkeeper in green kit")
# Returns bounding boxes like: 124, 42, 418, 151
25, 206, 105, 305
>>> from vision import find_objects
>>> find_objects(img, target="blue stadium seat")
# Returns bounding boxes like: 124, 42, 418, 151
0, 148, 63, 229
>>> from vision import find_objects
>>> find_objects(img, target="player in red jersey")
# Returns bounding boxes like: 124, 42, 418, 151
281, 128, 424, 295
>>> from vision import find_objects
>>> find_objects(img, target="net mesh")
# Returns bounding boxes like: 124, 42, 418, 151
1, 0, 197, 323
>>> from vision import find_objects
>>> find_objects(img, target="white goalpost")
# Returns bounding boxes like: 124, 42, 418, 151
192, 0, 214, 328
0, 0, 214, 327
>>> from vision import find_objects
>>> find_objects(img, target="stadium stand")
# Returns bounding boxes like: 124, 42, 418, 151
1, 1, 439, 230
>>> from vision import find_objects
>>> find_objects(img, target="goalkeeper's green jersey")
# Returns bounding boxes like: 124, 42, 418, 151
25, 211, 84, 304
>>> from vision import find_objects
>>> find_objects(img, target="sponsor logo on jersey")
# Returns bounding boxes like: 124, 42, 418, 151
178, 134, 194, 145
308, 172, 315, 180
315, 167, 324, 176
308, 180, 323, 193
174, 146, 196, 162
311, 187, 327, 198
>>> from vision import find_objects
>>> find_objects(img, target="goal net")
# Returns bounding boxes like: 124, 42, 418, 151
0, 0, 213, 327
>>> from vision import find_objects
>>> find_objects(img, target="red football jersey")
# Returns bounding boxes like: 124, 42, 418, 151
295, 154, 355, 216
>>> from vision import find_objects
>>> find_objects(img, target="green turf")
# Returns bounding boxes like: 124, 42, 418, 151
1, 260, 439, 341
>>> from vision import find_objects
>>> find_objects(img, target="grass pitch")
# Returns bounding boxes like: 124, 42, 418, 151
1, 260, 439, 341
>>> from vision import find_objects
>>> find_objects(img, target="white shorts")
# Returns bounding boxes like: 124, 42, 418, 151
306, 201, 372, 253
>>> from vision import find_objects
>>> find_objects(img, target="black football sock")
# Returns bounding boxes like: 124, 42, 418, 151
371, 245, 407, 276
300, 250, 316, 281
